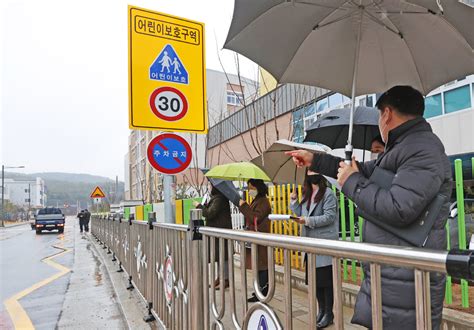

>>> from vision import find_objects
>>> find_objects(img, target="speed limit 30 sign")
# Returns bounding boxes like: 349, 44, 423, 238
150, 87, 188, 121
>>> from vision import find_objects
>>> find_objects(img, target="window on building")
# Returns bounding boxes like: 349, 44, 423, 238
316, 97, 328, 113
366, 95, 374, 107
328, 93, 343, 108
226, 91, 244, 106
304, 117, 315, 130
424, 94, 442, 118
304, 102, 316, 117
342, 94, 351, 104
292, 108, 305, 143
444, 85, 471, 114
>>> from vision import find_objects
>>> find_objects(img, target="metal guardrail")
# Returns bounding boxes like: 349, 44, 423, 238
91, 211, 473, 330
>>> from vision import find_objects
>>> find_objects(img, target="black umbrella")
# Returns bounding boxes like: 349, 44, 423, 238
201, 169, 241, 206
304, 106, 380, 152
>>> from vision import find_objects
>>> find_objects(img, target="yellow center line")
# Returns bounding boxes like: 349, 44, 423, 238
3, 244, 72, 330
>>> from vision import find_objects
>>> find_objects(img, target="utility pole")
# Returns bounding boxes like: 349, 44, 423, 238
28, 183, 31, 221
1, 165, 4, 227
115, 175, 118, 203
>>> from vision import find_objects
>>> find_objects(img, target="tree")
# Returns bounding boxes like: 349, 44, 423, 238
208, 49, 316, 165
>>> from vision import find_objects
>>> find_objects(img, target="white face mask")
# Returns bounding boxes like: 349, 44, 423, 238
378, 109, 388, 143
370, 152, 379, 161
248, 190, 258, 198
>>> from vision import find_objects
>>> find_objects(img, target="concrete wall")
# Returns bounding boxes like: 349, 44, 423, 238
207, 112, 293, 167
428, 108, 474, 156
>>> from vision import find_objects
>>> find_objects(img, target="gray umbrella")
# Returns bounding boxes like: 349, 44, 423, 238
225, 0, 474, 161
224, 0, 473, 96
201, 169, 241, 206
251, 139, 327, 185
304, 106, 380, 151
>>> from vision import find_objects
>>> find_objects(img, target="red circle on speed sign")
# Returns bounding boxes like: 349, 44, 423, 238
149, 86, 188, 121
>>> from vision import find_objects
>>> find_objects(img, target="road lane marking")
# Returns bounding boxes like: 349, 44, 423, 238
3, 244, 72, 330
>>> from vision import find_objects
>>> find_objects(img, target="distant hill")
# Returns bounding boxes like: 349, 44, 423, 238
4, 172, 124, 210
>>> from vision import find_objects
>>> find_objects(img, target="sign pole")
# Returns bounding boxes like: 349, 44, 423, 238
163, 175, 176, 223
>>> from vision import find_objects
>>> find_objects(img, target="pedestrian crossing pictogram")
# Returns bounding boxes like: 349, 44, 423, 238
150, 44, 188, 84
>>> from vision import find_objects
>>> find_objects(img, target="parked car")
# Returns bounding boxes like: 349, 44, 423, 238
34, 207, 65, 234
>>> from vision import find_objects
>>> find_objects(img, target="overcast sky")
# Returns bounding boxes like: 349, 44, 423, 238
0, 0, 258, 180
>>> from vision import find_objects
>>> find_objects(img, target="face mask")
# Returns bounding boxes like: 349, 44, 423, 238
248, 190, 258, 198
370, 152, 379, 161
378, 110, 388, 143
308, 174, 323, 185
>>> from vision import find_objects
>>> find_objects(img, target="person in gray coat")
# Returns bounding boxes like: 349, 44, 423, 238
290, 171, 338, 328
286, 85, 451, 329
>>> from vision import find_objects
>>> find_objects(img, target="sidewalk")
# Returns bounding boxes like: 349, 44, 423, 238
57, 221, 129, 329
215, 263, 362, 329
0, 221, 29, 229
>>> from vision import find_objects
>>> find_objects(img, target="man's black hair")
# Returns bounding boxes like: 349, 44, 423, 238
375, 85, 424, 116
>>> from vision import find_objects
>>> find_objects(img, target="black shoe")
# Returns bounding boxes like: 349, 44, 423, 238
317, 312, 334, 328
317, 287, 334, 328
247, 293, 259, 302
316, 309, 324, 324
316, 287, 326, 323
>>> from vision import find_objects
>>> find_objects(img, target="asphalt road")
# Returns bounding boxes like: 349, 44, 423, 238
0, 217, 127, 329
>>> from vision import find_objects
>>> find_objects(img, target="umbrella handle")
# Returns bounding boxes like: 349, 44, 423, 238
344, 144, 353, 165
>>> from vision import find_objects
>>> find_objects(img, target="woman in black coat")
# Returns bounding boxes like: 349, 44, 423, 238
194, 185, 232, 290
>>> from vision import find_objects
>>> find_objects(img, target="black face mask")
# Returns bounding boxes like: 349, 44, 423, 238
307, 174, 323, 185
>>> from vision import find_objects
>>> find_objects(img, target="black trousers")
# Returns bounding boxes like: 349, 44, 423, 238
259, 270, 269, 291
79, 219, 89, 232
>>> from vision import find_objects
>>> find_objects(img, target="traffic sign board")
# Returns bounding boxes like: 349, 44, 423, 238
128, 6, 207, 133
147, 133, 192, 174
90, 186, 106, 198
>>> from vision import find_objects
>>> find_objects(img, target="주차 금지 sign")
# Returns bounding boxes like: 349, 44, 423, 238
128, 6, 207, 133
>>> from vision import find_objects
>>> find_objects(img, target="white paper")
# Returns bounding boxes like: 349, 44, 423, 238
268, 214, 291, 221
201, 193, 210, 205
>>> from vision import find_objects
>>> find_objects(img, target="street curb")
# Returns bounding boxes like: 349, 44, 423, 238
0, 222, 29, 229
89, 234, 154, 330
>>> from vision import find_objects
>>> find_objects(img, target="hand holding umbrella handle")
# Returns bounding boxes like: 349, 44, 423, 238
344, 144, 353, 165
